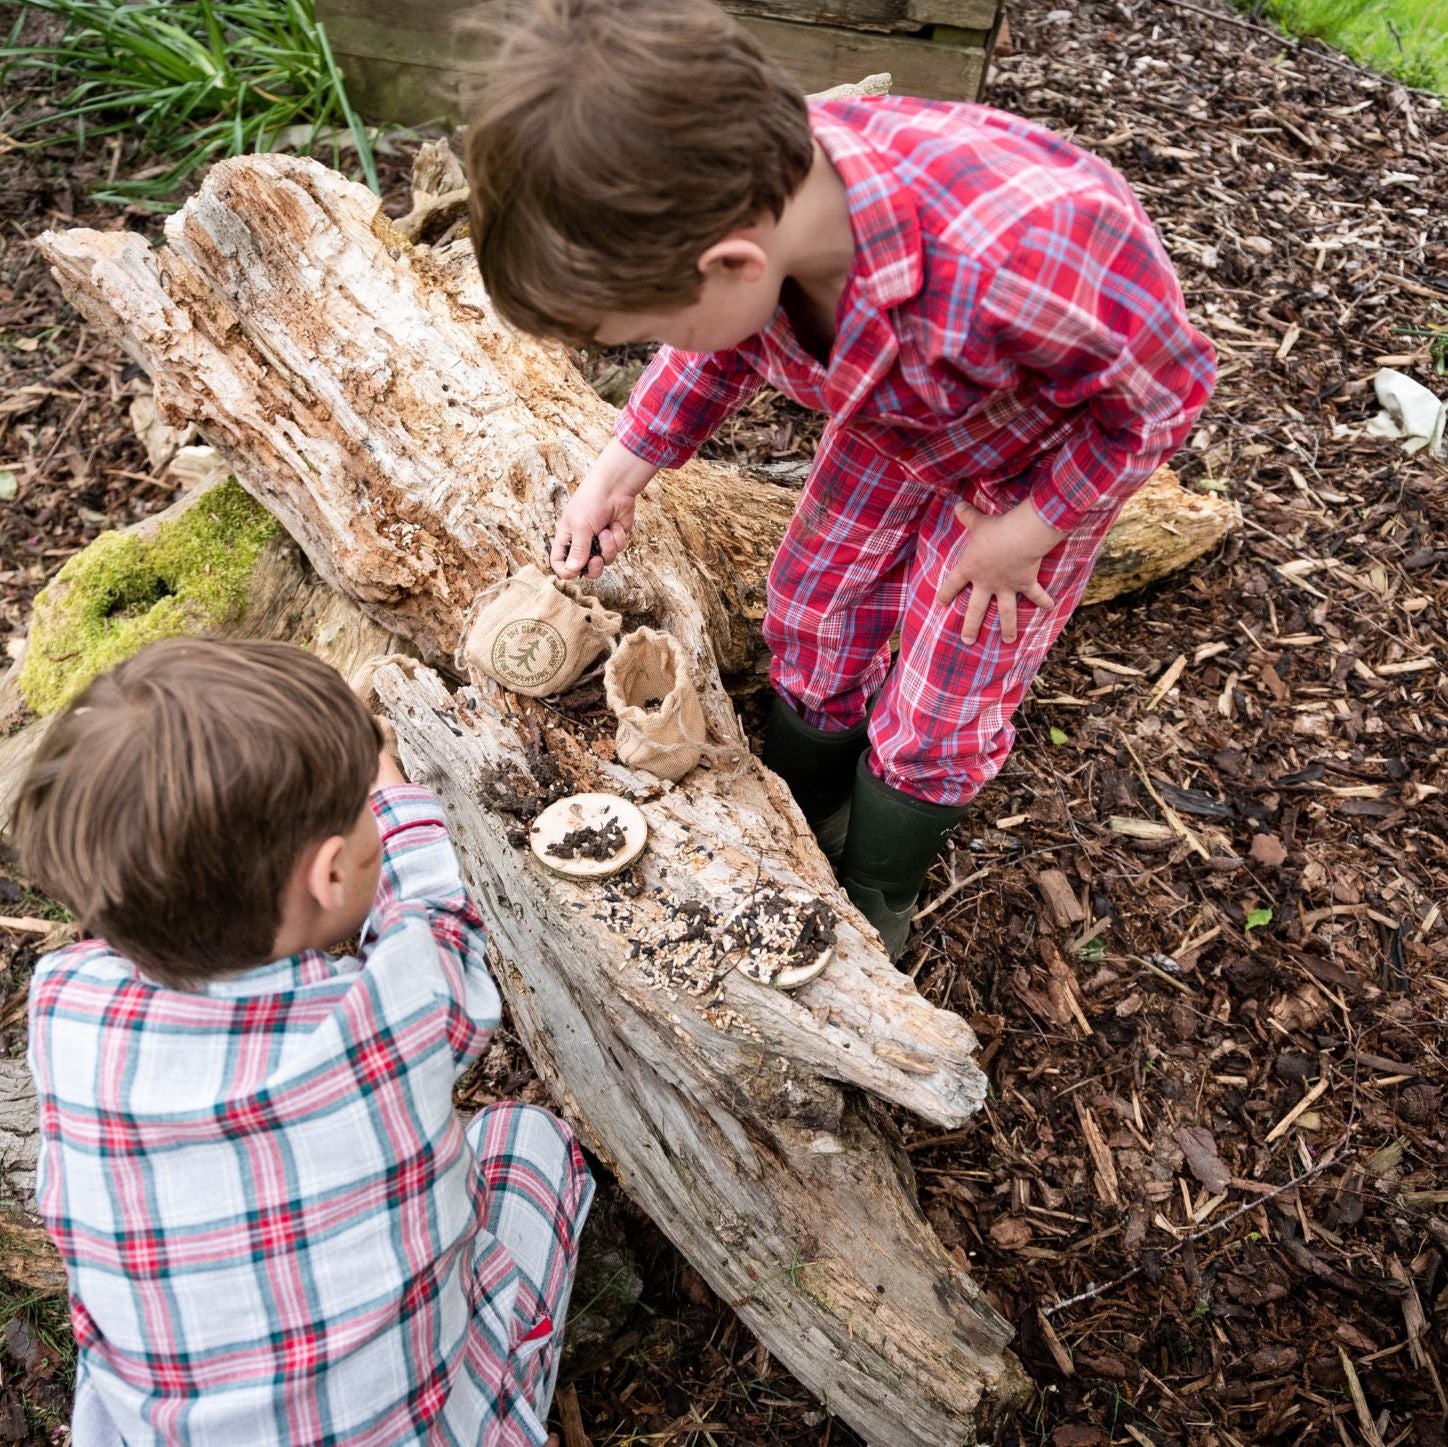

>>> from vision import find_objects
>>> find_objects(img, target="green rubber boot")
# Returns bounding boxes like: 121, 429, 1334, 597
839, 757, 970, 962
761, 696, 869, 867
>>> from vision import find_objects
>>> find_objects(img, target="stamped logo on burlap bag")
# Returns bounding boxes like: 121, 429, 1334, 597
492, 618, 568, 691
462, 564, 622, 699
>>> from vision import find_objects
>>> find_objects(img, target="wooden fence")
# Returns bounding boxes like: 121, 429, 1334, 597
316, 0, 1004, 126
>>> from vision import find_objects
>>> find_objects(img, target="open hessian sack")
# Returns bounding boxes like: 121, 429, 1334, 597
604, 627, 708, 783
462, 564, 622, 697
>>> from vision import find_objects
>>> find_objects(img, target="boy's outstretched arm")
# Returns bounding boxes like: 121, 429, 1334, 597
551, 345, 763, 579
365, 768, 499, 1072
551, 439, 657, 579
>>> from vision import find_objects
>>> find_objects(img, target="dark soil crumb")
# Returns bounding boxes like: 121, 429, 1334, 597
547, 817, 626, 861
476, 753, 571, 830
790, 898, 838, 961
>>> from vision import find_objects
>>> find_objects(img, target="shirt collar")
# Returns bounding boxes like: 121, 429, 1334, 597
809, 102, 924, 311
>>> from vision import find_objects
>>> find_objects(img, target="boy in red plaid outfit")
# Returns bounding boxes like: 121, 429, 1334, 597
466, 0, 1215, 958
14, 639, 590, 1446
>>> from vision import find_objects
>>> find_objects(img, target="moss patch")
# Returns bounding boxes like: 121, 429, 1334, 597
18, 481, 280, 715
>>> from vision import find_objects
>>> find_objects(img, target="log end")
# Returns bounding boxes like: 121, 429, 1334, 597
1083, 468, 1241, 607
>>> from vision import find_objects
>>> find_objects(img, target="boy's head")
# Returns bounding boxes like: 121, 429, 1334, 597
464, 0, 812, 350
13, 639, 386, 989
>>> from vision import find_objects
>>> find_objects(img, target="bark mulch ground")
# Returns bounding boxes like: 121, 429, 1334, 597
2, 0, 1445, 1442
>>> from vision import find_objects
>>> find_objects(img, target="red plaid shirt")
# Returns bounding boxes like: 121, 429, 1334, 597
617, 96, 1215, 532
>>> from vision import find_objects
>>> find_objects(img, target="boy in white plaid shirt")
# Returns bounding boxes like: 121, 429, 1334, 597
15, 638, 591, 1446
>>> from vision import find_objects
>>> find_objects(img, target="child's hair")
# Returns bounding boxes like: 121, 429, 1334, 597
12, 638, 382, 988
464, 0, 812, 344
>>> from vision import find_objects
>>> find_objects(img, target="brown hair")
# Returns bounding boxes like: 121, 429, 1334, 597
12, 638, 382, 988
464, 0, 813, 343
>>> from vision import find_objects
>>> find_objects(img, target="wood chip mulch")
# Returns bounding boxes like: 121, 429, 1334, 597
2, 1, 1445, 1443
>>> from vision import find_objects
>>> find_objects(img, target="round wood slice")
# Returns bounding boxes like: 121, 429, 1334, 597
529, 793, 648, 880
720, 890, 835, 992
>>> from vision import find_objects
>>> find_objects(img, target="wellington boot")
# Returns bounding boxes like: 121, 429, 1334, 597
761, 696, 869, 867
839, 758, 969, 962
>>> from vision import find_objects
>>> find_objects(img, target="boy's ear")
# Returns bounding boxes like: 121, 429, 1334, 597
302, 835, 348, 914
698, 236, 768, 284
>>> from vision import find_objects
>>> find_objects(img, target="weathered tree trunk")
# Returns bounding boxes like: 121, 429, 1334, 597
34, 155, 1035, 1443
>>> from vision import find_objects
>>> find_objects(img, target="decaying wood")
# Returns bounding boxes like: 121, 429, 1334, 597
379, 663, 1027, 1440
0, 1059, 63, 1296
0, 477, 409, 836
35, 156, 1034, 1442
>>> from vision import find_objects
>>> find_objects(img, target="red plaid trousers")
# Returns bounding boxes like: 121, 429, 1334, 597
766, 424, 1123, 806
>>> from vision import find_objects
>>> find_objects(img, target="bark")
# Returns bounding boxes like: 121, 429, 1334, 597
7, 121, 1240, 1444
0, 1061, 61, 1295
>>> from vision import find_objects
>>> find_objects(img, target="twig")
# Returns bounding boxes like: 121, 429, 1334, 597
912, 865, 989, 924
0, 915, 55, 935
1042, 1149, 1339, 1317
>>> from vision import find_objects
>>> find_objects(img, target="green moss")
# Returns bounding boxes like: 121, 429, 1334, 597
18, 481, 280, 715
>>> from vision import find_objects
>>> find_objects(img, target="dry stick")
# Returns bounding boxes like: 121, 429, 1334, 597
1146, 0, 1440, 95
1041, 1148, 1340, 1318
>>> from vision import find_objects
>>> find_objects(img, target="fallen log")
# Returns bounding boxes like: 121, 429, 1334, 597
32, 154, 1040, 1443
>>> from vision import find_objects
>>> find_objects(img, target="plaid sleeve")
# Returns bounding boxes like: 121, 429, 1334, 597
966, 192, 1216, 531
366, 783, 498, 1070
614, 344, 764, 469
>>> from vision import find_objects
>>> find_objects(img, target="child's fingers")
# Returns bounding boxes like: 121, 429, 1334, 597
551, 527, 578, 577
597, 524, 630, 567
959, 586, 990, 646
954, 498, 984, 530
1026, 581, 1056, 612
564, 527, 595, 577
935, 561, 969, 609
997, 591, 1018, 644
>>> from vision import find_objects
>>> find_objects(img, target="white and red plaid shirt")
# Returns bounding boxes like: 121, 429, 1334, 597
617, 96, 1215, 532
29, 786, 573, 1446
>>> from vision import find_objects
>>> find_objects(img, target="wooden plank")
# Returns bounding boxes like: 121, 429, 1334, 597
725, 0, 1000, 32
736, 14, 987, 100
319, 5, 491, 75
318, 0, 992, 125
318, 0, 1000, 38
329, 50, 482, 126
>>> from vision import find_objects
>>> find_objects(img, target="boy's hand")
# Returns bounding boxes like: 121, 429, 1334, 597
936, 499, 1067, 646
552, 439, 658, 579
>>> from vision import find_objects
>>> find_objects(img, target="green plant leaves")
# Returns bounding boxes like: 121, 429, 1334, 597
0, 0, 379, 207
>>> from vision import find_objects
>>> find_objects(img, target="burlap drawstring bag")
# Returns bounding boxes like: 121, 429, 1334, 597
604, 628, 709, 783
461, 565, 622, 698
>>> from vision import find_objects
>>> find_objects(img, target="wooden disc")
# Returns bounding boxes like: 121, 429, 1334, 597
529, 793, 648, 880
720, 890, 835, 992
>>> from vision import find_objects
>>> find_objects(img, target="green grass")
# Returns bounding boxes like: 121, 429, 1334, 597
0, 0, 377, 208
1245, 0, 1448, 92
